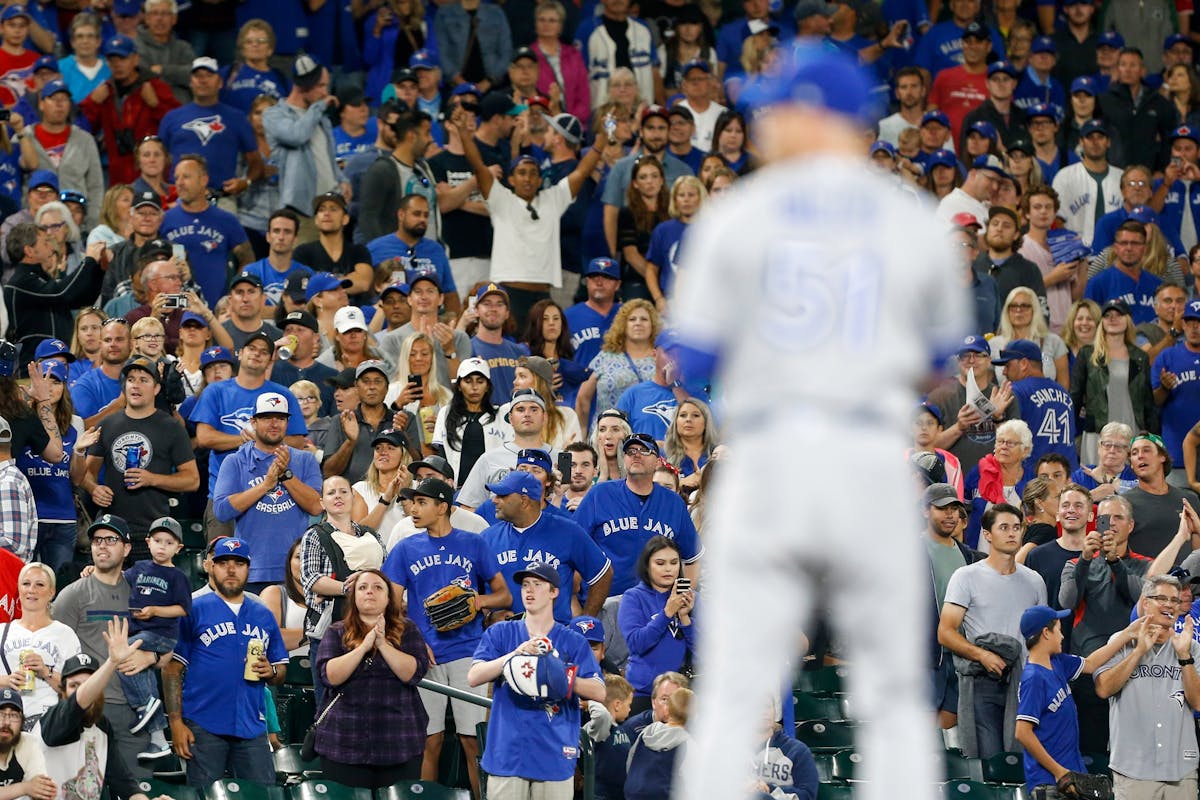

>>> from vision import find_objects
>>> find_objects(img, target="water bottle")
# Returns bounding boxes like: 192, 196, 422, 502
124, 445, 140, 489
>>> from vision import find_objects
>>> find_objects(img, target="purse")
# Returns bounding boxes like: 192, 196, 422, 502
299, 692, 340, 762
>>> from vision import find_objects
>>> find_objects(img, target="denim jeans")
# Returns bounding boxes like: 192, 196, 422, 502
972, 675, 1008, 760
119, 631, 176, 734
34, 522, 76, 573
183, 721, 274, 788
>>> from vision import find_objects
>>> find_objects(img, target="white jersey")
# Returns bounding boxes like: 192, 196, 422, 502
672, 155, 970, 435
1051, 162, 1124, 247
935, 186, 989, 227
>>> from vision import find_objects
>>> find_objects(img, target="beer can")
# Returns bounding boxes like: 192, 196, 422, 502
244, 639, 265, 681
19, 650, 35, 693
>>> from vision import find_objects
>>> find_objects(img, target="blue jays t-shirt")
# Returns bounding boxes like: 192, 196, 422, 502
1152, 343, 1200, 462
645, 219, 688, 299
565, 302, 619, 372
382, 528, 501, 662
1083, 268, 1162, 325
471, 338, 530, 406
333, 119, 378, 169
240, 259, 311, 307
219, 64, 289, 115
159, 102, 257, 187
1017, 653, 1086, 793
71, 368, 121, 419
124, 560, 192, 640
365, 235, 456, 294
17, 425, 77, 522
1011, 376, 1078, 468
616, 381, 676, 441
162, 204, 249, 307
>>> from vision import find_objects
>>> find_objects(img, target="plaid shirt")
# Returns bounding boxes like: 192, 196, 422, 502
299, 521, 383, 630
0, 460, 37, 562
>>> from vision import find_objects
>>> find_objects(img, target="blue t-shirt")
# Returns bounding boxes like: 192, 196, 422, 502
1017, 653, 1087, 793
67, 358, 93, 387
382, 528, 501, 662
1151, 343, 1200, 462
473, 619, 602, 781
914, 20, 1007, 77
71, 368, 121, 419
333, 119, 378, 169
235, 0, 307, 54
1011, 376, 1078, 468
162, 204, 249, 307
365, 235, 456, 294
240, 259, 311, 307
124, 560, 192, 640
173, 592, 288, 739
1083, 268, 1162, 325
573, 482, 703, 595
17, 424, 76, 522
481, 512, 611, 623
616, 380, 677, 441
471, 338, 530, 406
565, 302, 620, 372
219, 64, 289, 115
187, 379, 308, 494
159, 102, 257, 187
645, 219, 688, 299
0, 135, 21, 204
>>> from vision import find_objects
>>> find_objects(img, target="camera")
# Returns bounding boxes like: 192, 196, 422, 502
0, 110, 11, 123
162, 294, 189, 310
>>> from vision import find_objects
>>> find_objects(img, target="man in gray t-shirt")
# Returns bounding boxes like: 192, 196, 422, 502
938, 503, 1047, 758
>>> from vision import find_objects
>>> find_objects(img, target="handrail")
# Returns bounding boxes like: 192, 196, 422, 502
417, 678, 493, 708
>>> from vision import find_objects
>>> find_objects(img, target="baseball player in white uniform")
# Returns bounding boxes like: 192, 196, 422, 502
669, 44, 970, 800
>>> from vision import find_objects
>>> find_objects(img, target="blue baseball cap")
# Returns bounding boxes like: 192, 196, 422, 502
1171, 124, 1200, 145
1031, 36, 1057, 55
1080, 119, 1108, 138
1020, 605, 1071, 639
380, 282, 410, 298
1098, 31, 1125, 50
681, 58, 711, 75
407, 267, 440, 292
112, 0, 140, 15
920, 110, 951, 129
28, 169, 58, 191
200, 346, 235, 369
475, 282, 508, 304
486, 470, 544, 501
409, 48, 437, 70
1128, 204, 1158, 225
583, 257, 620, 279
958, 335, 989, 356
967, 120, 997, 141
212, 537, 251, 562
452, 82, 480, 98
33, 55, 58, 74
304, 271, 352, 302
927, 149, 957, 170
516, 448, 553, 472
39, 79, 68, 101
917, 402, 943, 425
869, 140, 896, 158
1166, 33, 1190, 51
180, 310, 209, 328
1184, 300, 1200, 321
0, 6, 29, 22
973, 154, 1011, 180
513, 560, 559, 588
738, 42, 877, 124
34, 337, 74, 362
102, 35, 137, 58
510, 153, 539, 173
986, 60, 1019, 79
1026, 103, 1057, 122
991, 338, 1042, 365
571, 615, 605, 643
40, 359, 67, 382
1070, 76, 1098, 96
622, 431, 660, 456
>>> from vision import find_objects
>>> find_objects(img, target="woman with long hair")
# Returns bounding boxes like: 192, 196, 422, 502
531, 0, 590, 121
1005, 139, 1043, 198
365, 0, 432, 103
590, 408, 631, 482
711, 110, 754, 174
618, 161, 669, 303
0, 370, 64, 468
352, 429, 414, 537
574, 300, 661, 432
926, 152, 963, 201
689, 455, 720, 532
432, 358, 510, 481
989, 286, 1071, 388
647, 175, 706, 312
85, 184, 133, 250
220, 20, 291, 114
1070, 300, 1155, 465
313, 568, 429, 787
1164, 62, 1200, 129
0, 562, 79, 728
1016, 477, 1061, 559
386, 332, 452, 455
260, 539, 312, 656
506, 355, 580, 449
664, 397, 717, 493
1062, 299, 1101, 370
131, 136, 175, 209
521, 298, 585, 408
662, 4, 718, 91
68, 307, 106, 384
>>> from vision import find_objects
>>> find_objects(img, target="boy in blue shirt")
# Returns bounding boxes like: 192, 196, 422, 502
1015, 604, 1146, 795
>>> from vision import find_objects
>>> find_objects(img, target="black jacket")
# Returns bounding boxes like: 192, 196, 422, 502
3, 257, 103, 365
1097, 81, 1176, 170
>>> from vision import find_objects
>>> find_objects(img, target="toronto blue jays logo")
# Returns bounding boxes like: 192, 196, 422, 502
640, 400, 677, 428
220, 407, 254, 433
260, 395, 286, 411
451, 576, 473, 591
574, 619, 595, 636
182, 115, 227, 145
1173, 689, 1188, 709
224, 539, 244, 552
265, 483, 286, 503
204, 348, 221, 359
200, 240, 221, 253
110, 432, 151, 472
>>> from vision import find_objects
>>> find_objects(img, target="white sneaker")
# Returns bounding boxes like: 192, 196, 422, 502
138, 743, 173, 762
129, 698, 161, 734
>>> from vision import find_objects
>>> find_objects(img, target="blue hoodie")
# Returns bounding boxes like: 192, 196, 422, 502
618, 581, 697, 697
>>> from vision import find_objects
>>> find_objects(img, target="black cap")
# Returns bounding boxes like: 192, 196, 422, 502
1102, 298, 1132, 316
121, 355, 161, 384
284, 270, 310, 302
61, 653, 100, 679
390, 67, 418, 85
281, 310, 319, 334
511, 46, 537, 65
668, 105, 694, 122
139, 237, 173, 261
230, 271, 263, 290
337, 86, 367, 107
242, 331, 275, 355
0, 689, 22, 713
410, 454, 454, 481
88, 513, 131, 541
962, 20, 990, 39
312, 190, 347, 214
412, 477, 454, 504
132, 190, 162, 210
326, 367, 357, 389
371, 428, 408, 448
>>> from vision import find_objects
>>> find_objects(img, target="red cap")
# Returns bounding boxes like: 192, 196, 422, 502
951, 212, 982, 230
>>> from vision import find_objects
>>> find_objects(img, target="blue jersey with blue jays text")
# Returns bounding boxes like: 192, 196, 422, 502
212, 442, 322, 583
616, 381, 677, 441
1152, 343, 1200, 462
1010, 376, 1078, 468
161, 204, 250, 306
333, 119, 378, 169
473, 619, 602, 781
188, 379, 307, 494
173, 591, 288, 739
17, 425, 76, 521
219, 64, 289, 114
565, 302, 620, 374
482, 512, 611, 623
1152, 178, 1200, 257
914, 20, 1007, 77
382, 528, 500, 662
159, 103, 257, 188
1083, 267, 1162, 325
573, 482, 703, 596
1017, 653, 1086, 792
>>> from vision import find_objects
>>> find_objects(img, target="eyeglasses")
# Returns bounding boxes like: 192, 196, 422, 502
135, 334, 164, 341
0, 710, 21, 722
298, 396, 320, 403
244, 36, 270, 44
1009, 303, 1034, 310
995, 438, 1024, 447
1146, 594, 1181, 605
1114, 239, 1146, 247
1099, 440, 1129, 450
1125, 180, 1149, 188
625, 446, 654, 457
37, 222, 65, 232
91, 535, 122, 545
956, 241, 978, 250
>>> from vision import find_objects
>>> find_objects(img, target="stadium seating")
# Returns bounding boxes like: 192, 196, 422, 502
377, 782, 471, 800
981, 752, 1024, 785
202, 780, 287, 800
290, 780, 373, 800
795, 719, 856, 752
941, 779, 1020, 800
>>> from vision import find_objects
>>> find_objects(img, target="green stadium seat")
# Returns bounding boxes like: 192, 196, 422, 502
377, 782, 471, 800
812, 752, 837, 783
793, 693, 847, 722
202, 780, 287, 800
1082, 752, 1109, 775
273, 745, 322, 780
180, 518, 207, 550
794, 720, 855, 752
941, 779, 1019, 800
943, 749, 979, 781
285, 656, 313, 686
795, 666, 848, 695
136, 778, 198, 800
831, 749, 862, 782
287, 780, 372, 800
981, 752, 1024, 785
817, 782, 856, 800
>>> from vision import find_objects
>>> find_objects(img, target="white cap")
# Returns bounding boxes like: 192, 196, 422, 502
455, 356, 491, 382
0, 415, 10, 444
253, 392, 290, 416
334, 306, 368, 333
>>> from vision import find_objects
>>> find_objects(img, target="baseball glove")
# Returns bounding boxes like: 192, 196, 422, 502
423, 584, 478, 632
1056, 771, 1113, 800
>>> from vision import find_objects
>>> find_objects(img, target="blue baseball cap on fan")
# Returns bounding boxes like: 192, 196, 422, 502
583, 257, 620, 279
486, 471, 544, 501
516, 448, 553, 472
1020, 605, 1070, 638
738, 41, 878, 124
991, 339, 1043, 365
34, 338, 74, 362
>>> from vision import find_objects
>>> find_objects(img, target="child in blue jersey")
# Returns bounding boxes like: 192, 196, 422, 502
1015, 605, 1147, 795
120, 516, 191, 761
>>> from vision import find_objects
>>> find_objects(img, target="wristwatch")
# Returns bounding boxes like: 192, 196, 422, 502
279, 469, 294, 482
1181, 657, 1195, 666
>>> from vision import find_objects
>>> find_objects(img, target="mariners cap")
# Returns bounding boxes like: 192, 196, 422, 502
371, 427, 407, 448
102, 35, 136, 58
516, 448, 553, 472
991, 338, 1042, 365
132, 191, 162, 211
200, 346, 236, 369
1030, 35, 1056, 55
88, 513, 131, 541
0, 688, 22, 713
40, 360, 67, 382
28, 169, 58, 192
920, 110, 950, 129
253, 392, 290, 417
190, 56, 219, 73
486, 470, 544, 501
35, 337, 74, 363
149, 516, 183, 541
480, 91, 525, 120
454, 357, 491, 382
326, 367, 357, 389
1080, 119, 1108, 138
121, 355, 160, 384
334, 306, 368, 334
355, 359, 388, 380
509, 387, 546, 410
229, 271, 263, 290
412, 477, 454, 504
514, 561, 559, 588
986, 60, 1019, 79
584, 257, 620, 279
410, 455, 454, 481
306, 271, 352, 302
923, 483, 965, 509
61, 653, 99, 679
212, 537, 251, 562
622, 432, 660, 455
293, 54, 324, 91
475, 283, 508, 304
1020, 605, 1071, 639
571, 615, 605, 643
546, 113, 583, 146
1102, 299, 1132, 317
282, 310, 319, 334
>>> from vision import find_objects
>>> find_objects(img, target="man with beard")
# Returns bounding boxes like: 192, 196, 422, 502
0, 689, 53, 800
378, 273, 468, 389
163, 538, 287, 788
366, 194, 458, 312
38, 621, 164, 800
319, 360, 405, 483
974, 207, 1048, 313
